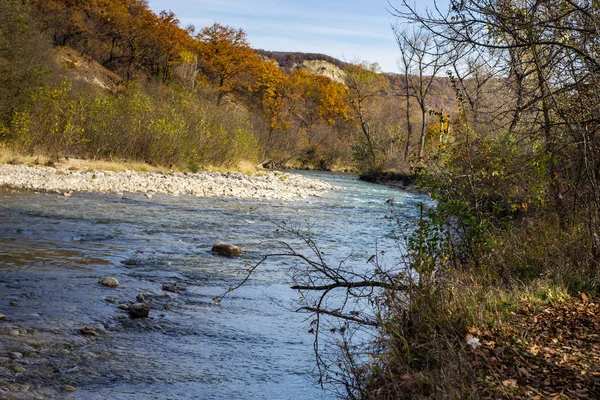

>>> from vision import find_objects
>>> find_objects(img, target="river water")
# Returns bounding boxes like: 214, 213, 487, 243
0, 171, 429, 399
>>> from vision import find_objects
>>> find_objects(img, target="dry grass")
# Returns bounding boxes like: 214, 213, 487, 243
363, 216, 599, 399
60, 158, 161, 173
0, 145, 266, 175
0, 145, 51, 166
236, 160, 260, 174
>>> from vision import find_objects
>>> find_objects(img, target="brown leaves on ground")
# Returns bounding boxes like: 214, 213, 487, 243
471, 295, 600, 399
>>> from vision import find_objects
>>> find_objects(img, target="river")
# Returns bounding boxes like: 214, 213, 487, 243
0, 171, 429, 399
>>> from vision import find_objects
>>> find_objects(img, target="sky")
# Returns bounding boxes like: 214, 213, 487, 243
147, 0, 447, 74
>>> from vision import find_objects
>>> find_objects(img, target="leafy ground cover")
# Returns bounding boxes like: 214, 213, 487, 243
472, 295, 600, 399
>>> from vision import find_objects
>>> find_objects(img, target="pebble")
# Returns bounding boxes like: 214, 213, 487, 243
136, 294, 145, 302
0, 314, 4, 320
11, 366, 26, 373
118, 304, 131, 310
9, 301, 18, 306
105, 297, 117, 303
61, 385, 77, 392
98, 276, 119, 288
8, 330, 19, 336
8, 352, 23, 360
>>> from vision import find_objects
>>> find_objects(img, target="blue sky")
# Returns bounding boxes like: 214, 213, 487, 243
147, 0, 447, 73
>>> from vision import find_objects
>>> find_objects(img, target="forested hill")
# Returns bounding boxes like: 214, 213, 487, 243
256, 50, 351, 70
257, 49, 456, 111
1, 0, 457, 172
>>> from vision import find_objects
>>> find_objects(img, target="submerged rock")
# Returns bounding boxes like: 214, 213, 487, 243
129, 303, 150, 319
98, 276, 119, 288
136, 294, 145, 303
211, 242, 243, 257
78, 327, 98, 336
162, 283, 186, 293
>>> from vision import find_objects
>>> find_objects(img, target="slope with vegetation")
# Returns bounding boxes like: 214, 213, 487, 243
1, 0, 459, 174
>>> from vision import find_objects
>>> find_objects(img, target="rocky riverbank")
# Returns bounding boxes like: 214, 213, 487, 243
0, 164, 337, 200
359, 171, 417, 191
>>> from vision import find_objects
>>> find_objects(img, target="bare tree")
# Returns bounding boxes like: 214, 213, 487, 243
392, 25, 449, 161
389, 0, 600, 245
214, 221, 410, 398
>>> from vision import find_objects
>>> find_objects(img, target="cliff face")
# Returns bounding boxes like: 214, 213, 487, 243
256, 50, 349, 83
295, 59, 345, 84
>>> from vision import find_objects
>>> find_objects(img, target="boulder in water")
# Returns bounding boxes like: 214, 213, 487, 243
98, 276, 119, 288
129, 303, 150, 319
211, 242, 242, 257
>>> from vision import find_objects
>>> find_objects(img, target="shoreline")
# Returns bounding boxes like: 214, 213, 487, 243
359, 171, 418, 192
0, 164, 337, 200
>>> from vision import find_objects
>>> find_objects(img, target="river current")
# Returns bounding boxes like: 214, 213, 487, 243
0, 171, 429, 399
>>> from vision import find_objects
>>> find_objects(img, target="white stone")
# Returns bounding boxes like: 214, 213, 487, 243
98, 276, 119, 288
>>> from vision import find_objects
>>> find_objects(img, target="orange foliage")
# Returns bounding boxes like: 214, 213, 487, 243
30, 0, 198, 81
196, 23, 262, 101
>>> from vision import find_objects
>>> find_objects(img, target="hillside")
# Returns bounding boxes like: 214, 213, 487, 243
258, 50, 457, 111
1, 0, 461, 174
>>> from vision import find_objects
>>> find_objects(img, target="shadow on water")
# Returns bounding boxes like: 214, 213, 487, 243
0, 172, 429, 399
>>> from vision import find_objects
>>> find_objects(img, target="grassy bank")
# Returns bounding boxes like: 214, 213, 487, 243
362, 210, 600, 399
0, 145, 260, 175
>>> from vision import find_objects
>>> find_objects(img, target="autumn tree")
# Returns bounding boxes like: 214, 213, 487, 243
196, 23, 261, 104
344, 61, 388, 172
255, 59, 292, 156
287, 70, 349, 167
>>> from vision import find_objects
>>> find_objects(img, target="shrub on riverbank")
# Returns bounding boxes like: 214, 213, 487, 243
361, 210, 599, 399
6, 80, 259, 169
350, 0, 600, 396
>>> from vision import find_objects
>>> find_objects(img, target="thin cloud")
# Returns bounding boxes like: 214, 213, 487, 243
148, 0, 446, 73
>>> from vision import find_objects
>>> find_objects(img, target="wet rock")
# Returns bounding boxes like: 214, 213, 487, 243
10, 345, 37, 357
104, 297, 117, 303
61, 385, 77, 392
129, 303, 150, 319
162, 283, 186, 293
0, 314, 5, 320
11, 366, 26, 373
9, 301, 18, 306
98, 276, 119, 288
118, 304, 131, 311
211, 242, 243, 257
77, 327, 97, 336
136, 294, 145, 303
8, 330, 19, 336
8, 353, 23, 360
